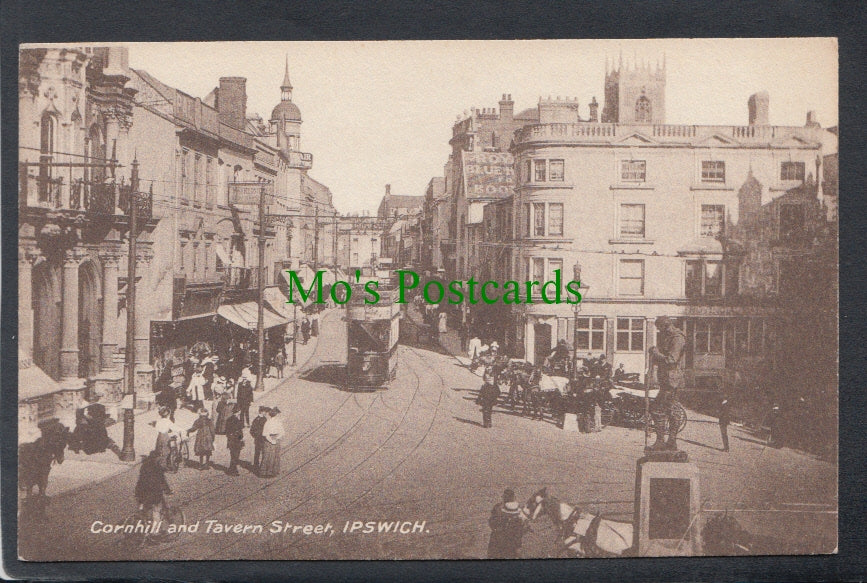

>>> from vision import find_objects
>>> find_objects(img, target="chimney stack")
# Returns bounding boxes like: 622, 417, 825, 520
385, 184, 391, 197
748, 91, 769, 126
805, 110, 820, 128
216, 77, 247, 130
588, 96, 599, 122
499, 93, 514, 121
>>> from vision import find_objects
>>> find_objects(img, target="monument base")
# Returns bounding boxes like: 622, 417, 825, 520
633, 452, 702, 556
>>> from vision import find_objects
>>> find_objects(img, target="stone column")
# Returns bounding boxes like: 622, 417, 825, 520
60, 250, 81, 381
100, 254, 120, 370
18, 247, 39, 361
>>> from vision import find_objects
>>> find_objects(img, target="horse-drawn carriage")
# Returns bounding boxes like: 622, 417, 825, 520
467, 353, 687, 433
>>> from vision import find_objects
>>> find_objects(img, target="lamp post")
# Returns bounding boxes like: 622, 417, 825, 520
120, 158, 141, 462
255, 184, 266, 392
571, 261, 585, 381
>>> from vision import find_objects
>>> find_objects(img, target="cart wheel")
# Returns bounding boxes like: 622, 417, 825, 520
180, 440, 190, 463
673, 403, 688, 434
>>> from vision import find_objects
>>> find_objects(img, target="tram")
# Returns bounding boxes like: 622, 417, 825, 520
345, 284, 400, 388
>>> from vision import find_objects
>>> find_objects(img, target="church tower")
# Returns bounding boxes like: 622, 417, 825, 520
601, 53, 666, 124
269, 56, 302, 151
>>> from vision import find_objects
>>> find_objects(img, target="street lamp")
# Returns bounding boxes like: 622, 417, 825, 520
120, 158, 141, 462
571, 261, 586, 381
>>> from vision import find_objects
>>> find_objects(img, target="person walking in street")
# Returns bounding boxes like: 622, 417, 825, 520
224, 408, 244, 476
187, 407, 216, 470
476, 368, 501, 429
153, 406, 184, 471
487, 488, 528, 559
187, 365, 207, 412
250, 406, 269, 473
438, 311, 448, 335
259, 407, 284, 478
134, 450, 171, 534
648, 316, 686, 451
274, 350, 285, 379
236, 378, 254, 428
468, 334, 483, 363
719, 398, 731, 452
301, 317, 311, 345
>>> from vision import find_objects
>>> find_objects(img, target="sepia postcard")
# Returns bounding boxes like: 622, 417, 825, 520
15, 38, 838, 562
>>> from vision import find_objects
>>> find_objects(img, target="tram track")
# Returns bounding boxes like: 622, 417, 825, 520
201, 346, 429, 559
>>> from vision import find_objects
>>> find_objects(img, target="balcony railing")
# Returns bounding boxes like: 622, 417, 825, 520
514, 122, 825, 147
19, 164, 119, 216
223, 266, 253, 290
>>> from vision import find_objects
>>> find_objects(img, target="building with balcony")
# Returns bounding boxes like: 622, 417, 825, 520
500, 71, 837, 393
18, 46, 155, 434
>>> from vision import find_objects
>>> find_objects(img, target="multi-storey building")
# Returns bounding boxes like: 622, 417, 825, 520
502, 61, 837, 393
18, 47, 154, 433
446, 95, 539, 280
337, 215, 385, 270
420, 177, 445, 272
376, 184, 423, 270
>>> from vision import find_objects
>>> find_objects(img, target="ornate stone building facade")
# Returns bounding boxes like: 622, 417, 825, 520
18, 47, 155, 436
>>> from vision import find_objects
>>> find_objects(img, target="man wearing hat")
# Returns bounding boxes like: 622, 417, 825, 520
718, 397, 731, 452
487, 488, 527, 558
250, 406, 270, 472
224, 407, 244, 476
648, 316, 686, 451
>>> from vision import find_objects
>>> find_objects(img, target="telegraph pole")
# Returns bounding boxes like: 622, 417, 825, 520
332, 212, 338, 284
255, 184, 266, 392
312, 206, 319, 271
120, 158, 140, 462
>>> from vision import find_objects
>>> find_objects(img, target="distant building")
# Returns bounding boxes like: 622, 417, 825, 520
377, 183, 424, 220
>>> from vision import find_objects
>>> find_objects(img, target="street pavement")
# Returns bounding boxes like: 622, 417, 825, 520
18, 307, 837, 560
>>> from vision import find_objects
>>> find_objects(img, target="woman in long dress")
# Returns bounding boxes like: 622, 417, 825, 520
214, 393, 231, 435
438, 311, 448, 334
187, 408, 216, 470
259, 407, 284, 478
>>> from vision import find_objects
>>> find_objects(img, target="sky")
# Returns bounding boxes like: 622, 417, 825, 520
115, 39, 838, 214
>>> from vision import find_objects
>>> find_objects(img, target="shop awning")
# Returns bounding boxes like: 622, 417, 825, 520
217, 302, 288, 330
263, 287, 295, 321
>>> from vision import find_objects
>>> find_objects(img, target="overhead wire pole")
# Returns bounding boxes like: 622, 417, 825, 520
255, 183, 266, 392
120, 157, 140, 462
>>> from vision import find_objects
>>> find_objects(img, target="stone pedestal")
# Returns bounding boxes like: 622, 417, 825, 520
89, 370, 125, 404
633, 452, 702, 556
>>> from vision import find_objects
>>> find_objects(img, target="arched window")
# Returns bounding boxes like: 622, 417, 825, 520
40, 112, 56, 156
635, 96, 652, 123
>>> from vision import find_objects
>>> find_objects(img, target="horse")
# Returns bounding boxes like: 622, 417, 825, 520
525, 487, 635, 557
19, 421, 69, 499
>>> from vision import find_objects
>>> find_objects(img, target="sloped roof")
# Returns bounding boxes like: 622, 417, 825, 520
514, 107, 540, 121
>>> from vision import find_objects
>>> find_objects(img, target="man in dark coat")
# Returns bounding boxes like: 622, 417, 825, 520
155, 383, 178, 422
135, 450, 171, 525
250, 406, 269, 471
224, 409, 244, 476
487, 488, 527, 558
476, 369, 501, 429
648, 316, 686, 451
719, 398, 731, 452
236, 379, 254, 427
